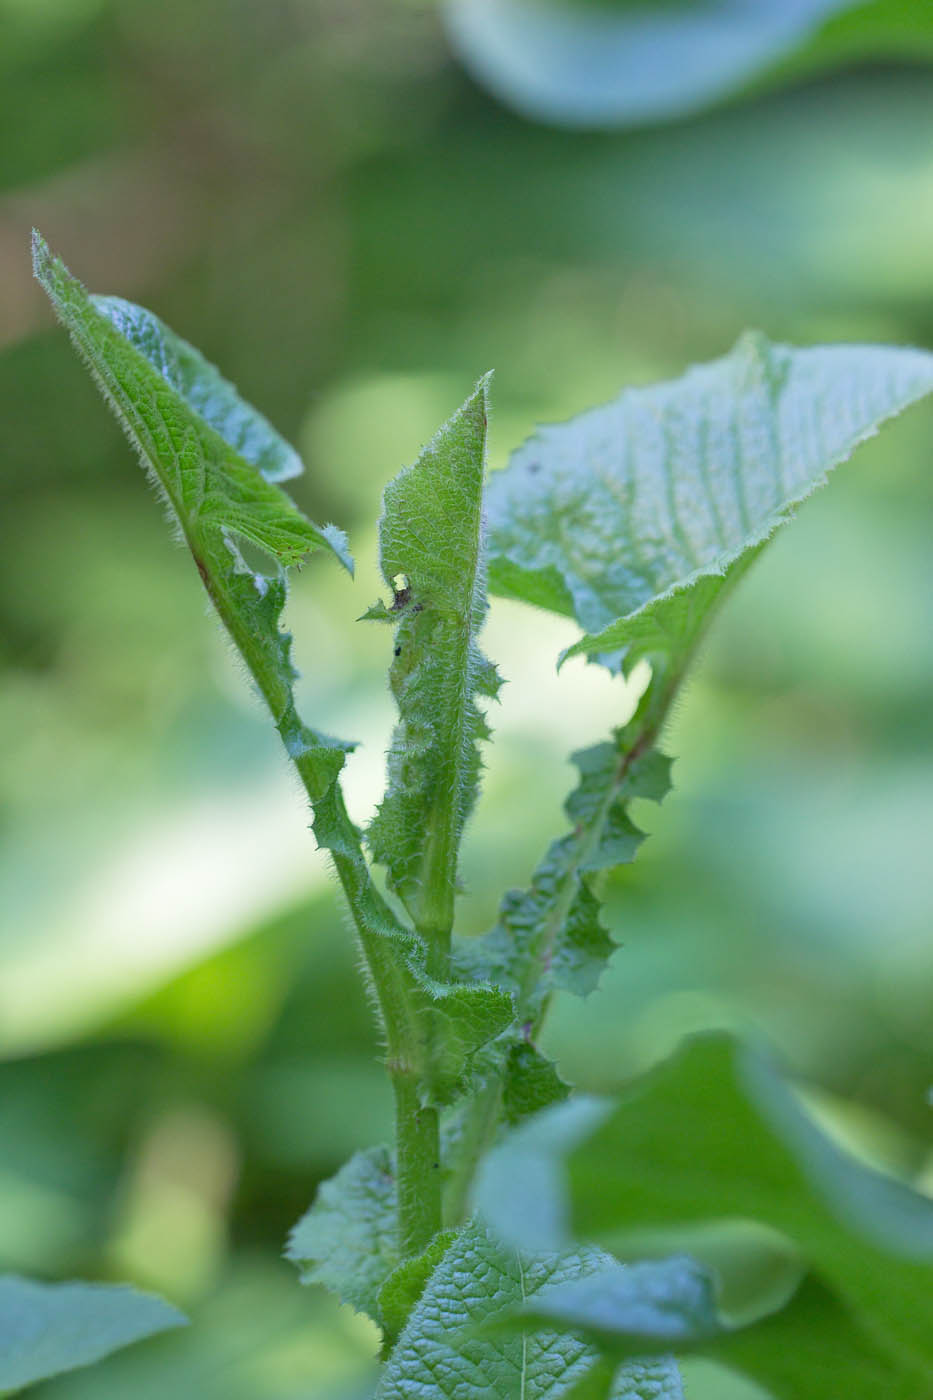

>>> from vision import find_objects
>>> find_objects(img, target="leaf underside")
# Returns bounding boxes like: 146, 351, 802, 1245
486, 332, 933, 670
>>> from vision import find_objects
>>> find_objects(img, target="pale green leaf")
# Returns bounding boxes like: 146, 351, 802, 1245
377, 1221, 684, 1399
511, 1257, 933, 1400
475, 1033, 933, 1371
442, 0, 928, 131
366, 376, 501, 935
0, 1276, 185, 1392
486, 333, 933, 671
286, 1146, 399, 1323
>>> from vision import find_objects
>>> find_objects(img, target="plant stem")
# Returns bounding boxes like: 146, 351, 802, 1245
201, 566, 444, 1253
393, 1075, 442, 1256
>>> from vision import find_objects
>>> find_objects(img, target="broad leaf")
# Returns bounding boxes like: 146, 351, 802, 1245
32, 233, 353, 800
442, 0, 914, 130
0, 1276, 185, 1392
367, 376, 501, 938
511, 1257, 933, 1400
286, 1146, 399, 1323
486, 333, 933, 671
476, 1033, 933, 1371
377, 1221, 684, 1399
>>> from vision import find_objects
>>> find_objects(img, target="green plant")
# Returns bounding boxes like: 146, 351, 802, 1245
15, 231, 933, 1399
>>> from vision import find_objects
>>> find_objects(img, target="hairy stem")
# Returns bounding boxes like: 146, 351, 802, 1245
201, 565, 444, 1253
393, 1075, 442, 1257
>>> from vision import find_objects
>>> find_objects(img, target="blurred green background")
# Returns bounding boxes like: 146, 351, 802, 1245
2, 2, 932, 1396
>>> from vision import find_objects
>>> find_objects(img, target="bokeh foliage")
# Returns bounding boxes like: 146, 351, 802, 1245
2, 2, 933, 1395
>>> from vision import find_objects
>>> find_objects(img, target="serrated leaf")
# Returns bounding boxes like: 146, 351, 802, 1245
456, 728, 672, 1018
486, 333, 933, 671
377, 1221, 684, 1400
443, 0, 864, 129
32, 234, 353, 800
476, 1033, 933, 1373
366, 376, 500, 937
286, 1146, 399, 1323
0, 1276, 186, 1392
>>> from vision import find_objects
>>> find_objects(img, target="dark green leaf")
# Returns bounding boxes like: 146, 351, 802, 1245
476, 1033, 933, 1370
0, 1276, 185, 1392
378, 1231, 458, 1352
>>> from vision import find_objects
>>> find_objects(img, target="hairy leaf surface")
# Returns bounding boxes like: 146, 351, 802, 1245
286, 1146, 399, 1323
476, 1033, 933, 1371
0, 1276, 185, 1391
367, 377, 500, 936
486, 333, 933, 670
32, 234, 353, 801
377, 1222, 684, 1400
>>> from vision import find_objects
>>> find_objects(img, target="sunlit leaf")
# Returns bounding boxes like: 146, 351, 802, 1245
486, 333, 933, 672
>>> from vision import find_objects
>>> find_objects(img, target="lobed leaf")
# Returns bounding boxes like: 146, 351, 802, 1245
486, 333, 933, 671
0, 1275, 185, 1392
366, 377, 501, 937
475, 1033, 933, 1373
377, 1221, 685, 1400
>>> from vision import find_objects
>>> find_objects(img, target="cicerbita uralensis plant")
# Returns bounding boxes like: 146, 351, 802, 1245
14, 231, 933, 1400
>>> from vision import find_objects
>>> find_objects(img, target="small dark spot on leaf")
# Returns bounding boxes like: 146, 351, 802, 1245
391, 586, 412, 611
528, 461, 540, 474
394, 645, 402, 657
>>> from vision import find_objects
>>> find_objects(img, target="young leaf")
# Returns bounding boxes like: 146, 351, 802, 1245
286, 1146, 399, 1323
0, 1276, 186, 1392
456, 728, 672, 1020
366, 376, 500, 948
486, 333, 933, 671
376, 1221, 684, 1400
475, 1033, 933, 1371
32, 233, 353, 799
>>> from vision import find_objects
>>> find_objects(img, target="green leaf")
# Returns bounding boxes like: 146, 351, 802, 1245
378, 1231, 458, 1352
286, 1146, 399, 1323
366, 376, 501, 941
442, 0, 927, 130
455, 714, 673, 1018
32, 233, 353, 799
510, 1256, 933, 1400
377, 1221, 684, 1399
476, 1033, 933, 1371
0, 1276, 185, 1392
501, 1042, 571, 1125
486, 333, 933, 671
